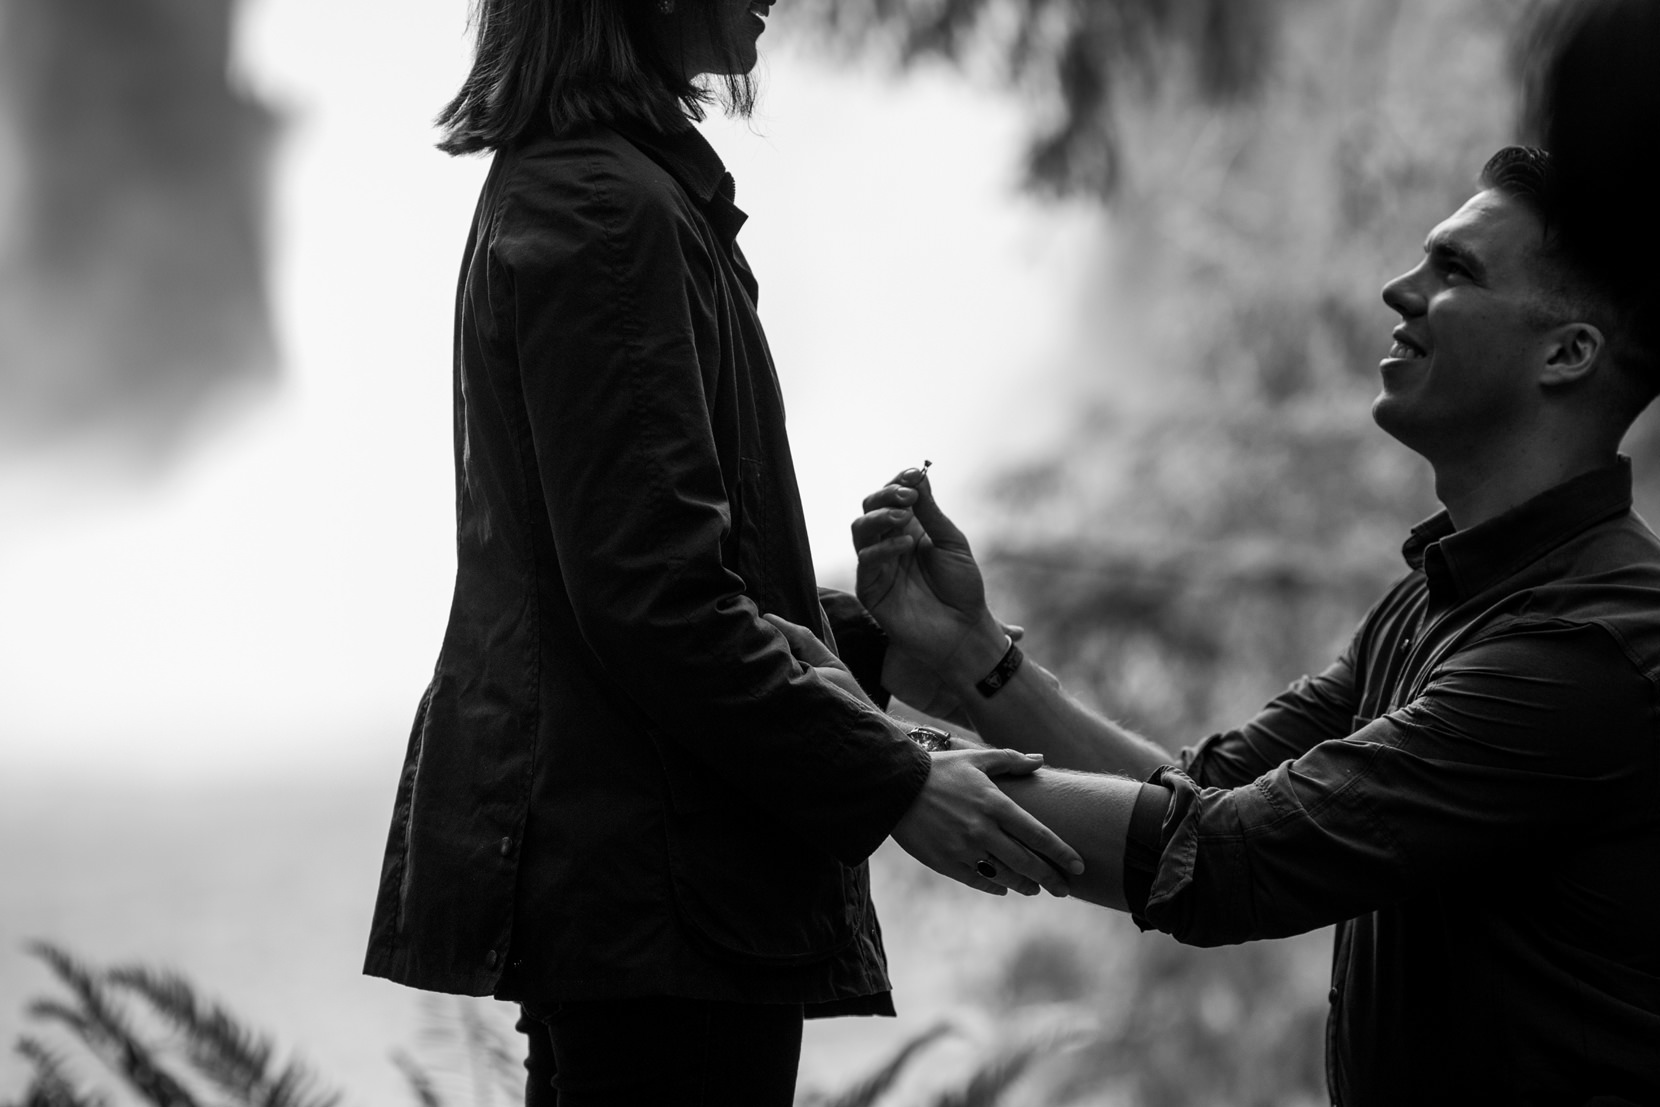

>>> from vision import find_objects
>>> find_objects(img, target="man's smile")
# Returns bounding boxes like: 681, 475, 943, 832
1386, 327, 1428, 362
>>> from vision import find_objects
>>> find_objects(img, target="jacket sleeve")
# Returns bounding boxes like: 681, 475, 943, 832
1137, 622, 1651, 945
818, 586, 892, 711
492, 154, 928, 866
1181, 643, 1362, 790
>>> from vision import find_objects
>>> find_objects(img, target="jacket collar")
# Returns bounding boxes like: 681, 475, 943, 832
610, 117, 747, 243
1402, 457, 1634, 604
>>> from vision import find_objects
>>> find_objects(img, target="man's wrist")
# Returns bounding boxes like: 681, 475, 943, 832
943, 616, 1014, 693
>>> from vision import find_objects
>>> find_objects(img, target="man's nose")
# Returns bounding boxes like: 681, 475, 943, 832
1381, 266, 1425, 317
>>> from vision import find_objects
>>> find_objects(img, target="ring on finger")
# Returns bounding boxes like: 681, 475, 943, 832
974, 857, 998, 879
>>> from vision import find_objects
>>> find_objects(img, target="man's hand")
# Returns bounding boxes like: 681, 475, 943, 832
893, 748, 1086, 897
852, 469, 1006, 685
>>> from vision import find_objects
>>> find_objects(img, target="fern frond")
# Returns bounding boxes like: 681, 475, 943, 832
927, 1026, 1091, 1107
25, 942, 200, 1107
107, 964, 277, 1101
411, 997, 522, 1107
816, 1022, 955, 1107
261, 1060, 343, 1107
15, 1036, 109, 1107
390, 1050, 445, 1107
455, 1000, 521, 1107
25, 944, 138, 1053
100, 959, 343, 1107
25, 1001, 96, 1041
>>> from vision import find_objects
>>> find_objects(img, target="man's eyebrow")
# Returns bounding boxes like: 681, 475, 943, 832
1422, 235, 1487, 280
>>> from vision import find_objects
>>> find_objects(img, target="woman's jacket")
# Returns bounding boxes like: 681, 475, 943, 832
362, 117, 930, 1011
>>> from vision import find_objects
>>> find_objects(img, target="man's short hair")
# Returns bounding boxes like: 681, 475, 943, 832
1480, 145, 1660, 406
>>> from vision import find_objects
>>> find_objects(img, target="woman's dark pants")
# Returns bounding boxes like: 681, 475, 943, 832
517, 997, 805, 1106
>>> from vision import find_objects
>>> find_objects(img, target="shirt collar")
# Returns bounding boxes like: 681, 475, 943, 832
610, 118, 747, 242
1401, 457, 1634, 603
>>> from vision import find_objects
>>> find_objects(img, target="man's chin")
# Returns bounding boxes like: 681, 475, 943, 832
1369, 392, 1419, 449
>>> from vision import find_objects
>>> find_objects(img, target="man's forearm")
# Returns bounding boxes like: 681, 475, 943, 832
993, 767, 1160, 910
945, 624, 1172, 779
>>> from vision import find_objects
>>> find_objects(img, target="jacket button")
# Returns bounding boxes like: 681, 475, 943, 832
499, 837, 512, 857
1328, 987, 1339, 1004
486, 950, 499, 969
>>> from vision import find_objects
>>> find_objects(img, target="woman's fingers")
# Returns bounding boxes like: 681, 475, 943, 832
962, 873, 1009, 896
973, 850, 1042, 896
760, 613, 838, 666
992, 801, 1085, 882
963, 750, 1086, 879
988, 838, 1072, 897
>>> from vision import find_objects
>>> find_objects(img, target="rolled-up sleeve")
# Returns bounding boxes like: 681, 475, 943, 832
494, 154, 927, 866
1135, 622, 1652, 946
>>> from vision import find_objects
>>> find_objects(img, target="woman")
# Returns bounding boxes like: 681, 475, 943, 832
361, 0, 1082, 1103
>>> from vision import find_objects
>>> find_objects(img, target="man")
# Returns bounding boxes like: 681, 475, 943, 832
807, 147, 1660, 1102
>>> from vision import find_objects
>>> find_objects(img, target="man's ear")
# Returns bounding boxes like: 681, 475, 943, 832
1539, 322, 1606, 387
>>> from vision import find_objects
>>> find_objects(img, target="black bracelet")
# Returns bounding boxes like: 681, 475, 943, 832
974, 637, 1024, 698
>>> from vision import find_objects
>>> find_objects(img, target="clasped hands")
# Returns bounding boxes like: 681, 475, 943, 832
767, 467, 1084, 900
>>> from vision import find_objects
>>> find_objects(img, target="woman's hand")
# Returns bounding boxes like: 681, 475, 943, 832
763, 613, 871, 706
892, 747, 1083, 898
767, 612, 1082, 898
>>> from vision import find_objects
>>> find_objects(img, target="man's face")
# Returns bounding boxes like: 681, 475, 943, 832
1373, 189, 1559, 460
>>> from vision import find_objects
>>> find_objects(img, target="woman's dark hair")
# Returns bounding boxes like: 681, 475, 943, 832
436, 0, 756, 155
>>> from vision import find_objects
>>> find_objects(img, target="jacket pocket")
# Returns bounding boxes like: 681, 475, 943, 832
662, 803, 861, 966
645, 689, 862, 966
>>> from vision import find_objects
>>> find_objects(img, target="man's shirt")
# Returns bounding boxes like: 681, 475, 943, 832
1125, 459, 1660, 1104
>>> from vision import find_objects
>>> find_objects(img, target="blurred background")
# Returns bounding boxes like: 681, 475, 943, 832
3, 0, 1654, 1104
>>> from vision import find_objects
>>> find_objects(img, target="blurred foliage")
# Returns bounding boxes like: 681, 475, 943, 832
796, 1017, 1098, 1107
798, 1023, 956, 1107
2, 945, 527, 1107
3, 942, 341, 1107
788, 0, 1283, 195
790, 904, 1330, 1106
0, 0, 278, 461
391, 996, 522, 1107
787, 0, 1582, 199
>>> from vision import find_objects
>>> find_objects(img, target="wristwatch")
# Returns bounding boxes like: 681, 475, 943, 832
906, 724, 953, 752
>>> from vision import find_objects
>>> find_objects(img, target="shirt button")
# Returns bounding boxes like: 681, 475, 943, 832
499, 837, 512, 857
1328, 987, 1339, 1004
486, 949, 499, 969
